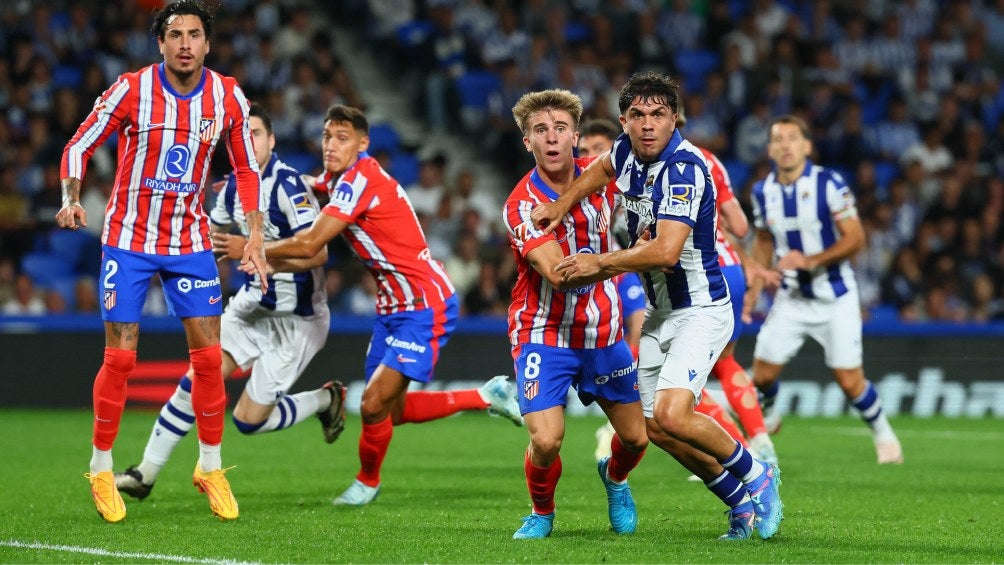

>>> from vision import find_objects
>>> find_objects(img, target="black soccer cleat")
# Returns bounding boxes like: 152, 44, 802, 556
114, 465, 154, 500
318, 381, 347, 444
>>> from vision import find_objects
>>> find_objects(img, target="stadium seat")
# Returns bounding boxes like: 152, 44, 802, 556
722, 159, 751, 191
48, 228, 99, 266
368, 123, 401, 155
282, 152, 321, 176
395, 20, 434, 49
873, 161, 899, 188
455, 71, 502, 131
43, 275, 80, 311
390, 152, 420, 187
674, 49, 720, 94
20, 252, 76, 286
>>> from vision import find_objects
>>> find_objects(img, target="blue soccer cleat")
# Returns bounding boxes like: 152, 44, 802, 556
718, 501, 754, 541
480, 375, 524, 426
597, 456, 637, 534
748, 463, 783, 539
513, 512, 554, 539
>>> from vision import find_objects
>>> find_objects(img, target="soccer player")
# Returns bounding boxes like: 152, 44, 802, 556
55, 1, 267, 522
532, 72, 783, 541
745, 115, 903, 465
257, 104, 523, 506
504, 90, 648, 539
113, 102, 347, 502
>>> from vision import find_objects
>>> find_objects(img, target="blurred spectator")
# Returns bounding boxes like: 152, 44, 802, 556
2, 272, 45, 315
406, 154, 449, 218
444, 234, 481, 296
74, 275, 99, 313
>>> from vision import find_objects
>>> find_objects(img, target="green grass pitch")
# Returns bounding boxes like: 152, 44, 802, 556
1, 409, 1001, 563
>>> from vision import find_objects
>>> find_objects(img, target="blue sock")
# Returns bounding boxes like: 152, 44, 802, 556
705, 470, 749, 508
720, 441, 765, 484
852, 380, 882, 425
759, 380, 780, 410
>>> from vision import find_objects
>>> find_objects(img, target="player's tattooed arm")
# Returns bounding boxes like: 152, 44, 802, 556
55, 177, 87, 230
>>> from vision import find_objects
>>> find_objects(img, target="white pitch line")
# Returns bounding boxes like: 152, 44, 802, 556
0, 540, 258, 565
805, 426, 1004, 442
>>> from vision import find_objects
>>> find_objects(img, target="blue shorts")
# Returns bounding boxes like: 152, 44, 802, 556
99, 245, 223, 322
512, 342, 639, 415
722, 263, 745, 342
365, 295, 458, 383
617, 271, 647, 317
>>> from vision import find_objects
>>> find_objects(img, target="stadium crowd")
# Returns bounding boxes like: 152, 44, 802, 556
2, 0, 1004, 323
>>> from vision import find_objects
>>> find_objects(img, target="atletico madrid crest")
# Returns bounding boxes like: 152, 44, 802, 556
523, 380, 538, 401
103, 290, 116, 310
199, 117, 218, 142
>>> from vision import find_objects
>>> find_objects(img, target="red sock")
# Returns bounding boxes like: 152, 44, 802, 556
606, 434, 645, 482
713, 355, 768, 437
189, 344, 225, 446
92, 347, 136, 450
697, 395, 748, 447
398, 390, 489, 423
357, 416, 393, 486
524, 449, 562, 515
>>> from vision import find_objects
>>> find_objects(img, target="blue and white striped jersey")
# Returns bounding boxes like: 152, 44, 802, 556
609, 129, 729, 311
750, 160, 858, 300
210, 153, 326, 316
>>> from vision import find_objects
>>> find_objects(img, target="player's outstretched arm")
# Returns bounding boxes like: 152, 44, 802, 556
55, 177, 87, 230
530, 152, 614, 235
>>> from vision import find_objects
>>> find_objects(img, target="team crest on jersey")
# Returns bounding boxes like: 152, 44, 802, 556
523, 380, 539, 401
93, 97, 108, 114
103, 290, 116, 310
199, 117, 218, 142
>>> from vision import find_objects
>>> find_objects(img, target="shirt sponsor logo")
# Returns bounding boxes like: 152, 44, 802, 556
621, 196, 655, 225
164, 144, 191, 177
143, 177, 199, 193
670, 184, 694, 204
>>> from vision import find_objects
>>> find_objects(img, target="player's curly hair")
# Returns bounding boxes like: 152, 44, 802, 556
511, 89, 583, 135
150, 0, 215, 40
617, 71, 680, 116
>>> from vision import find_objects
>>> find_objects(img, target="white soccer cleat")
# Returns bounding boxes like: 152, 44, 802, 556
875, 438, 904, 464
594, 421, 615, 461
479, 375, 524, 426
333, 479, 380, 506
762, 406, 782, 435
748, 433, 779, 467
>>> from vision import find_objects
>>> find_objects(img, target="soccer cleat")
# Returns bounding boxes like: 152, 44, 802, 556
875, 438, 904, 464
480, 375, 524, 426
318, 380, 347, 444
192, 464, 239, 520
749, 433, 779, 467
748, 463, 783, 539
85, 471, 126, 523
718, 501, 755, 541
114, 465, 154, 500
513, 512, 555, 539
597, 456, 638, 534
333, 479, 380, 506
594, 421, 615, 461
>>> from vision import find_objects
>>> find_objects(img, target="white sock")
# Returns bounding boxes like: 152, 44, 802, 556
198, 442, 222, 472
253, 389, 330, 433
90, 447, 113, 473
138, 380, 195, 483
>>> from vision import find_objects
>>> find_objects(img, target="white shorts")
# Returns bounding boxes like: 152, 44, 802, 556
753, 289, 862, 369
221, 291, 330, 405
637, 302, 733, 418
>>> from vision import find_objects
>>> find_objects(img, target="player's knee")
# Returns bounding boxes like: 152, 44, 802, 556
529, 434, 563, 461
189, 344, 223, 377
232, 414, 266, 435
618, 430, 649, 452
103, 347, 137, 375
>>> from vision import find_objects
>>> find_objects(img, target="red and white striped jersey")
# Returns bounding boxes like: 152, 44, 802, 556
700, 148, 742, 267
61, 63, 261, 255
315, 153, 455, 315
504, 158, 623, 349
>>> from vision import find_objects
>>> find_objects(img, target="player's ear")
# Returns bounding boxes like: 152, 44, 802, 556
358, 133, 370, 152
523, 135, 532, 153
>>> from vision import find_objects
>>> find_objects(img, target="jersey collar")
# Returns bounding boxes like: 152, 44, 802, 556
157, 63, 207, 99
